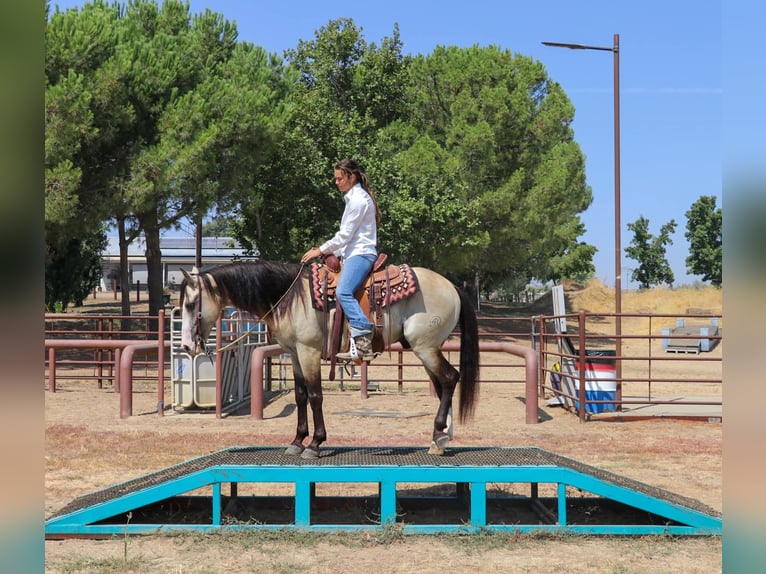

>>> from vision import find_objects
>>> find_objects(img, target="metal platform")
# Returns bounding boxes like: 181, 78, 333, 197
663, 318, 720, 354
45, 446, 721, 537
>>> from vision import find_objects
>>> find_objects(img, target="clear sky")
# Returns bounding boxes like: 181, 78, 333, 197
49, 0, 723, 287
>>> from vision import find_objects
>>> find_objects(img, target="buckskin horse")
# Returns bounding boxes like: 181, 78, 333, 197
179, 260, 479, 458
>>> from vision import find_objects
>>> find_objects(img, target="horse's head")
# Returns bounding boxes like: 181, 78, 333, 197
179, 267, 221, 355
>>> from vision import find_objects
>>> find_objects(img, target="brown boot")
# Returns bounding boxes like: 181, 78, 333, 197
336, 334, 375, 362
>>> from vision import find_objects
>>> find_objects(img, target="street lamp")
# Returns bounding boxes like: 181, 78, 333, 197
542, 34, 622, 402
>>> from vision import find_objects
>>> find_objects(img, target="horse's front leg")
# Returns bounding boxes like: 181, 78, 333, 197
285, 374, 310, 455
301, 381, 326, 459
288, 350, 326, 459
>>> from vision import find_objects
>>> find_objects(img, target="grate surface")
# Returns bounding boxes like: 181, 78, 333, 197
49, 446, 720, 519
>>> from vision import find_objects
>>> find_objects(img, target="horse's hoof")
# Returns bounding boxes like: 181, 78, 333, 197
301, 448, 320, 459
284, 444, 305, 456
434, 432, 451, 449
428, 441, 445, 455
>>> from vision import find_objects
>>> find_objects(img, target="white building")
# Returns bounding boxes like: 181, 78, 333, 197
100, 236, 254, 291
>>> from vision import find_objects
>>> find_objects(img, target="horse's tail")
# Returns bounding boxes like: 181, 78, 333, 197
456, 287, 480, 423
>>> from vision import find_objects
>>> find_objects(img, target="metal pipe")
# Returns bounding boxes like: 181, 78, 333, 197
249, 344, 287, 420
388, 341, 539, 424
613, 33, 623, 405
215, 316, 222, 419
157, 309, 165, 416
48, 347, 56, 392
118, 341, 170, 419
578, 310, 587, 423
542, 33, 622, 403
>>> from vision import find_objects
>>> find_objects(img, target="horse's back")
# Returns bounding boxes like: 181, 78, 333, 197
417, 265, 462, 316
394, 267, 462, 349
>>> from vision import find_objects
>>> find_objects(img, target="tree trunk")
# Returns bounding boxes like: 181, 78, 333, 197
118, 220, 131, 317
143, 219, 164, 321
195, 211, 203, 269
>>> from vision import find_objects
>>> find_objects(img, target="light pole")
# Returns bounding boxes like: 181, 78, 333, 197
542, 34, 622, 402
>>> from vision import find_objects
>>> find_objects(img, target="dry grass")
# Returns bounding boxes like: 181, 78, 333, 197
568, 278, 722, 316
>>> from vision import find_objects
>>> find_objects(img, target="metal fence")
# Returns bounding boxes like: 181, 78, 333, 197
45, 308, 722, 422
534, 310, 722, 421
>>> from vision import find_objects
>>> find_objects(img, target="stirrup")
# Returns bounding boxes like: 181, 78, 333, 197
336, 337, 359, 361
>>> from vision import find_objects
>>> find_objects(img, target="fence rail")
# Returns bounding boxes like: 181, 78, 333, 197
535, 310, 722, 421
45, 308, 722, 422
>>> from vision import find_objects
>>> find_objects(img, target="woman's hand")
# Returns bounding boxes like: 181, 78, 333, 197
301, 247, 322, 263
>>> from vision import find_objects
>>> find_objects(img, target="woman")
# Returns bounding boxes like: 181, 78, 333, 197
301, 159, 381, 361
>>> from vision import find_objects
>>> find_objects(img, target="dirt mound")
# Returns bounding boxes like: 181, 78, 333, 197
567, 279, 722, 316
485, 278, 722, 321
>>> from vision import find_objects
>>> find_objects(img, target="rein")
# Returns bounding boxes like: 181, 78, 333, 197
257, 261, 308, 321
217, 328, 258, 353
191, 271, 213, 361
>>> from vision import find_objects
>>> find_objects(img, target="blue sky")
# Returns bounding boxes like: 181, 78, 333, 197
50, 0, 723, 287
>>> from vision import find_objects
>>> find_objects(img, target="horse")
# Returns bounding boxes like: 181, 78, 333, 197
179, 260, 479, 458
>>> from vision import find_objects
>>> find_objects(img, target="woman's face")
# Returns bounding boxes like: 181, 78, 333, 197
333, 169, 355, 193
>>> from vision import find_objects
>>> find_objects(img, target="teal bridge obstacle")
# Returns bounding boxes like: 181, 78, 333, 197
45, 446, 721, 537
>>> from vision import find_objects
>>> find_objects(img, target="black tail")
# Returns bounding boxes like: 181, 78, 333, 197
457, 288, 480, 423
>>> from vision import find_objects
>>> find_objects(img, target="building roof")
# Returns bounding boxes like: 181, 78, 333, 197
103, 236, 253, 261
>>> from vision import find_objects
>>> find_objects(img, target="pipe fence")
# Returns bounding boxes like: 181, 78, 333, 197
45, 308, 722, 422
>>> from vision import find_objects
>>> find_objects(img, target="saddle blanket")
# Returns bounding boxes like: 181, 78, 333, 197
309, 262, 419, 311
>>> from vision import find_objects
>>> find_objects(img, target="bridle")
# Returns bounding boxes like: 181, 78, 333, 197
186, 262, 307, 356
187, 271, 211, 359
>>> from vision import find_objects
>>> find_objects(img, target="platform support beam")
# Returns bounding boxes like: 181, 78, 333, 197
557, 483, 567, 525
470, 482, 487, 526
212, 482, 221, 525
295, 481, 311, 526
380, 481, 397, 523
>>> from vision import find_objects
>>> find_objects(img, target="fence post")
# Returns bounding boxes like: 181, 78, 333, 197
578, 310, 587, 422
215, 316, 223, 418
48, 348, 56, 392
157, 309, 165, 416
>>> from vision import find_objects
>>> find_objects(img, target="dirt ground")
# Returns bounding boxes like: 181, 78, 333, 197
45, 285, 722, 573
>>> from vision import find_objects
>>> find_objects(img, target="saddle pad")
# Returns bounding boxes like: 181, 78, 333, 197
309, 262, 338, 311
370, 263, 419, 307
309, 262, 419, 311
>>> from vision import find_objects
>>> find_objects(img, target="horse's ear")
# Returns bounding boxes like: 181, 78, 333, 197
181, 268, 196, 285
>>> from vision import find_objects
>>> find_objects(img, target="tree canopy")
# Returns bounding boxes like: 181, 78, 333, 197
685, 195, 722, 287
46, 0, 287, 313
625, 216, 677, 289
46, 2, 597, 313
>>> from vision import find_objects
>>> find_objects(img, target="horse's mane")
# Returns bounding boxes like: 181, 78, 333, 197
182, 261, 308, 319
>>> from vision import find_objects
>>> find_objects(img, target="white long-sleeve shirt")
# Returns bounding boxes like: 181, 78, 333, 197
319, 183, 377, 259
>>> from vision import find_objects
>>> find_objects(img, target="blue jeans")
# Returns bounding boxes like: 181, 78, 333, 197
336, 254, 376, 337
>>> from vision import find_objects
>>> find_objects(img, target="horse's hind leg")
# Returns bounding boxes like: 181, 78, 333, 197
418, 351, 459, 455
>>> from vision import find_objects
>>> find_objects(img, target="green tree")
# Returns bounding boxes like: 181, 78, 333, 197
232, 18, 409, 261
625, 216, 677, 289
47, 9, 598, 306
45, 2, 120, 311
685, 195, 722, 287
385, 45, 594, 288
46, 1, 285, 315
45, 229, 108, 311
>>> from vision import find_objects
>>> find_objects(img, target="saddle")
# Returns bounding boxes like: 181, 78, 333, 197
308, 254, 419, 375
